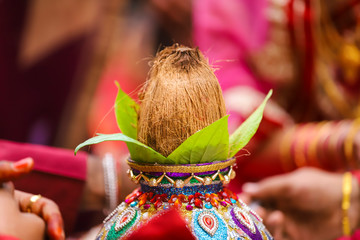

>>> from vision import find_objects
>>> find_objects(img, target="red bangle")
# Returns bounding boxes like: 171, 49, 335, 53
351, 170, 360, 185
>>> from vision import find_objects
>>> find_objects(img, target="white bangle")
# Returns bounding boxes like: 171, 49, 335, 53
102, 153, 118, 214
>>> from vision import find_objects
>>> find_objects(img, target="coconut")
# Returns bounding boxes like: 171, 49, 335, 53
137, 44, 226, 157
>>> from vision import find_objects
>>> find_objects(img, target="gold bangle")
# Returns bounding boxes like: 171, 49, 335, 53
342, 172, 352, 237
293, 124, 311, 168
307, 121, 327, 167
279, 126, 296, 172
328, 121, 347, 169
127, 158, 236, 173
344, 119, 360, 169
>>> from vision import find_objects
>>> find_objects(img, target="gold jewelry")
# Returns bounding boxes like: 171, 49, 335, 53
127, 158, 236, 188
342, 172, 352, 236
315, 1, 360, 119
294, 124, 311, 168
127, 158, 236, 173
317, 62, 360, 118
307, 121, 327, 167
314, 121, 334, 169
344, 119, 360, 169
27, 194, 42, 213
279, 126, 296, 172
328, 121, 347, 169
127, 167, 236, 188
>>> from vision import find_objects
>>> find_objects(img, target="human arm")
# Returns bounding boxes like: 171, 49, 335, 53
270, 120, 360, 172
232, 118, 360, 188
241, 167, 360, 240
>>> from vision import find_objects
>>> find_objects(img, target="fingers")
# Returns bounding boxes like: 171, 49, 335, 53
262, 210, 298, 240
0, 189, 46, 240
242, 175, 291, 201
265, 210, 285, 240
251, 205, 268, 220
40, 199, 65, 240
1, 181, 15, 195
16, 190, 65, 240
46, 213, 65, 240
0, 158, 34, 182
238, 192, 251, 205
20, 212, 46, 240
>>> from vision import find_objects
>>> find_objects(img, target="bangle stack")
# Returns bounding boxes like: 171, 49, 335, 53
279, 120, 359, 172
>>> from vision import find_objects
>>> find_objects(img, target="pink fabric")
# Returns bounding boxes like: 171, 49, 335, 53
0, 139, 87, 180
193, 0, 270, 92
0, 139, 88, 234
0, 236, 20, 240
193, 0, 274, 133
337, 230, 360, 240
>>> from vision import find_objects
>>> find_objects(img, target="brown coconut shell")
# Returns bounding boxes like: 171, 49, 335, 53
137, 44, 226, 157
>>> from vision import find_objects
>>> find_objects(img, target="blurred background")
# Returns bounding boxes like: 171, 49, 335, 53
2, 0, 359, 151
1, 0, 360, 238
0, 0, 192, 152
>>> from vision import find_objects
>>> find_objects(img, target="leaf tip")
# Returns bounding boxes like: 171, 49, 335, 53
74, 147, 79, 155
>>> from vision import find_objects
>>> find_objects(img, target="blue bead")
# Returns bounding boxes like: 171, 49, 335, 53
130, 201, 138, 207
230, 198, 236, 204
163, 205, 170, 210
205, 203, 212, 209
140, 182, 223, 196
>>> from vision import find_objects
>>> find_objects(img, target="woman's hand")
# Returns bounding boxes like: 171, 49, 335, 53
241, 168, 360, 240
16, 190, 65, 240
0, 188, 45, 240
0, 157, 34, 183
0, 188, 46, 240
0, 158, 65, 240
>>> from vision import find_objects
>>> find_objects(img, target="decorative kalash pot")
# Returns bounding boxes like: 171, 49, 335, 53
76, 44, 273, 240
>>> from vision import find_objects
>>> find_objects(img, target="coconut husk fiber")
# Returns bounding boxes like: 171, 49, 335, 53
137, 44, 226, 157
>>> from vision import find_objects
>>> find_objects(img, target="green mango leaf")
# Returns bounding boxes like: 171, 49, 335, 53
114, 82, 139, 139
167, 115, 229, 164
228, 90, 272, 157
74, 133, 168, 164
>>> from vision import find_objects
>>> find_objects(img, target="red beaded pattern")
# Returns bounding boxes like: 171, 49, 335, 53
124, 187, 239, 210
198, 211, 219, 236
114, 208, 136, 231
233, 206, 256, 234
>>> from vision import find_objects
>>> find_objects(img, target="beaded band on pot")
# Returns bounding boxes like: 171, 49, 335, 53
126, 158, 236, 188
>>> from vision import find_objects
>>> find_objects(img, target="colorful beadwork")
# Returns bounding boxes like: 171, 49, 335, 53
97, 163, 273, 240
233, 206, 256, 234
193, 209, 228, 240
198, 211, 219, 236
127, 164, 236, 188
124, 186, 239, 211
105, 208, 140, 239
141, 182, 223, 195
114, 208, 136, 231
249, 208, 263, 222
